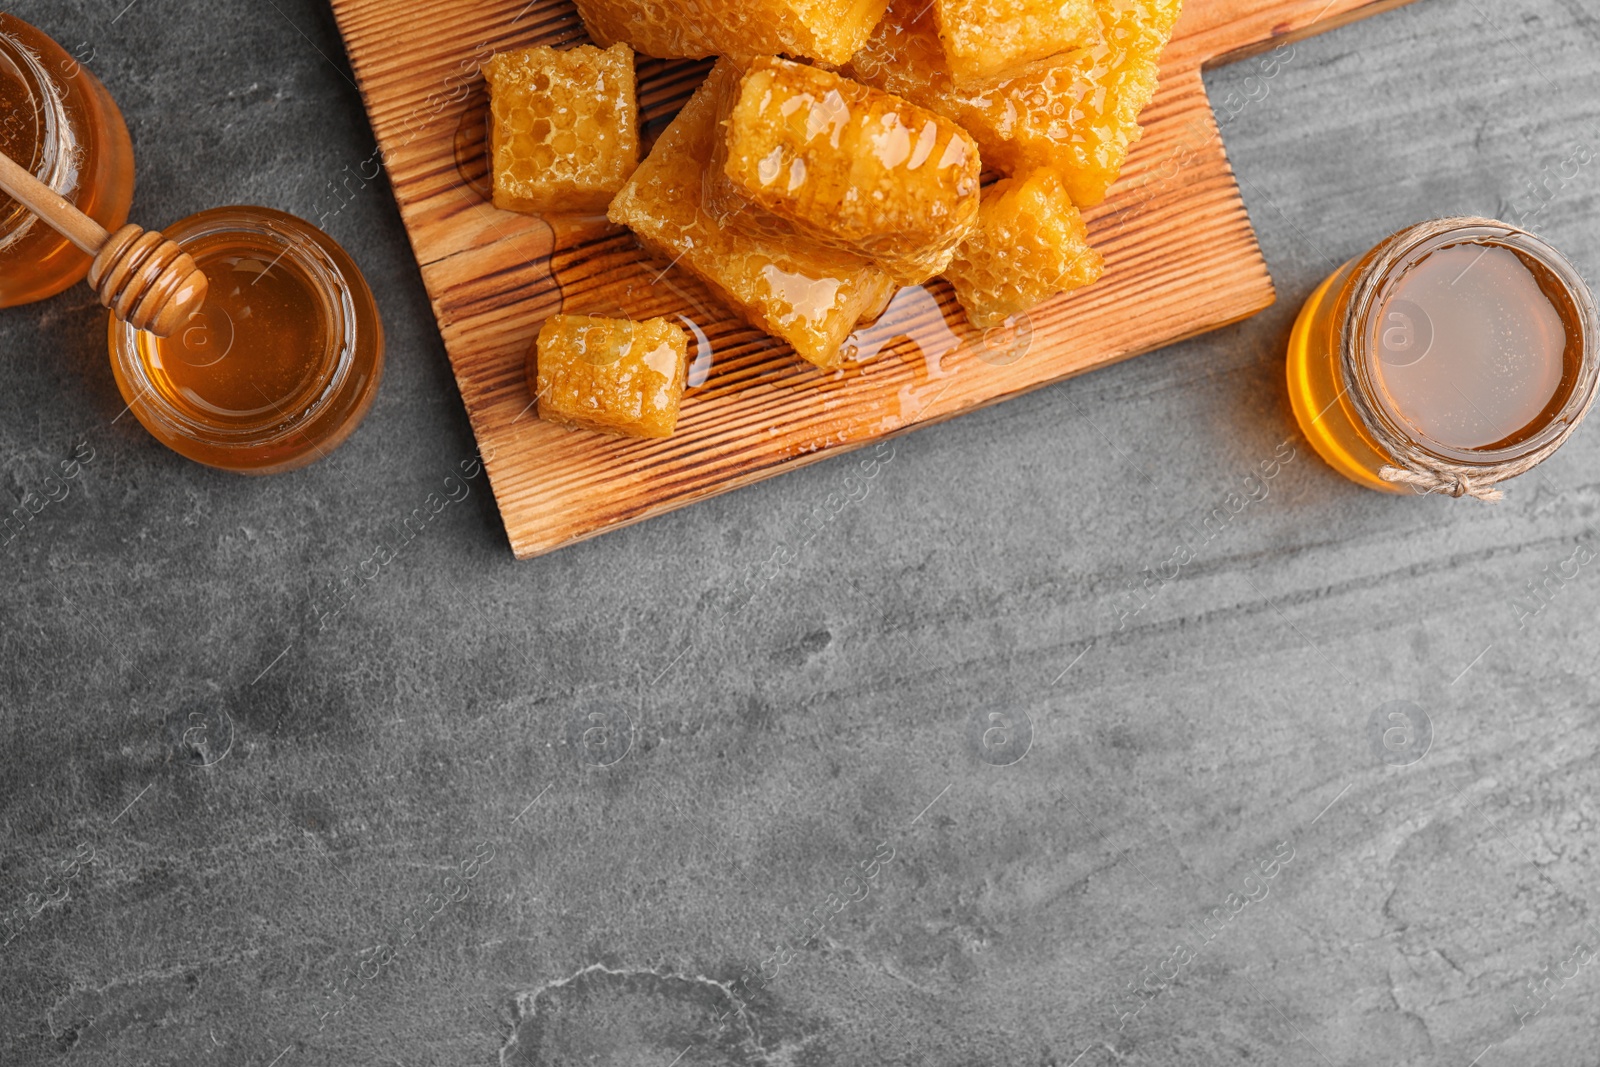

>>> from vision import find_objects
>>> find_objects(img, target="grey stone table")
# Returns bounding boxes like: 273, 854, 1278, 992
3, 1, 1599, 1064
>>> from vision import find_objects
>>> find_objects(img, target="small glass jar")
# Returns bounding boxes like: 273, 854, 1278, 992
0, 15, 135, 306
1287, 217, 1599, 499
108, 206, 384, 474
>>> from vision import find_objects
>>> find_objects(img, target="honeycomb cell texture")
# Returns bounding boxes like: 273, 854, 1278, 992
847, 0, 1184, 206
711, 57, 980, 285
574, 0, 890, 65
608, 60, 897, 371
534, 314, 689, 438
933, 0, 1101, 86
942, 169, 1105, 329
484, 43, 639, 215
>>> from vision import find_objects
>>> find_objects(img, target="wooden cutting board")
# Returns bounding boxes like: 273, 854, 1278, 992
328, 0, 1417, 559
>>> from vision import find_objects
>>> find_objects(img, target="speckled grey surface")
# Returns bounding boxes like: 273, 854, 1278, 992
3, 1, 1600, 1065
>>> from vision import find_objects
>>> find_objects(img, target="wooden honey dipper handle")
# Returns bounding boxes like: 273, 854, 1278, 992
0, 149, 207, 337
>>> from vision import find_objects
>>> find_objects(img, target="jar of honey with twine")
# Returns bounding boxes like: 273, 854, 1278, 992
1288, 217, 1599, 501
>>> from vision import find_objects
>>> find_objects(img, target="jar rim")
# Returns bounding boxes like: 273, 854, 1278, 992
1339, 216, 1600, 472
109, 206, 364, 455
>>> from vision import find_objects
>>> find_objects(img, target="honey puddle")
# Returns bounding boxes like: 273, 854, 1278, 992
841, 284, 963, 377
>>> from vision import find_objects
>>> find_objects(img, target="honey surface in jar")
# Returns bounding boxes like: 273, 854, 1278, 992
533, 314, 689, 438
574, 0, 889, 65
943, 168, 1103, 328
1369, 243, 1577, 451
846, 0, 1183, 206
608, 60, 895, 371
0, 52, 41, 176
484, 43, 638, 215
715, 57, 980, 285
140, 245, 332, 425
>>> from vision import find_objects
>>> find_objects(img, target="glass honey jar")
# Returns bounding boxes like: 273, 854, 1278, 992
107, 206, 384, 474
0, 15, 135, 306
1288, 217, 1599, 500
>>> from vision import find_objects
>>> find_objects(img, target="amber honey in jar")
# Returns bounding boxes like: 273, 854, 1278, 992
108, 206, 383, 474
1288, 217, 1599, 500
0, 15, 134, 306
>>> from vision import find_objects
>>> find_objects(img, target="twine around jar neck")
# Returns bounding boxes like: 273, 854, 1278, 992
1375, 456, 1541, 502
1338, 216, 1600, 503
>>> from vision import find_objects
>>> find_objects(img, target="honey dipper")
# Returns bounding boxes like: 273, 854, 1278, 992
0, 149, 206, 337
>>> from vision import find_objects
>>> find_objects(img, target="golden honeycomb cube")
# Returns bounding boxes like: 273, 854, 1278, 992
574, 0, 889, 65
847, 0, 1183, 206
533, 314, 689, 438
484, 43, 638, 215
713, 57, 981, 285
608, 60, 897, 371
942, 169, 1105, 329
933, 0, 1101, 86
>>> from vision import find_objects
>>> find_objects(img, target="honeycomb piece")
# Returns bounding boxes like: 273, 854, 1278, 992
709, 57, 980, 285
933, 0, 1101, 86
608, 60, 897, 371
942, 169, 1105, 329
484, 43, 638, 215
574, 0, 889, 65
533, 314, 689, 438
847, 0, 1184, 206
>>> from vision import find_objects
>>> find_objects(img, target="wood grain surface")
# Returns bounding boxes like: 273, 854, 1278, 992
327, 0, 1416, 558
